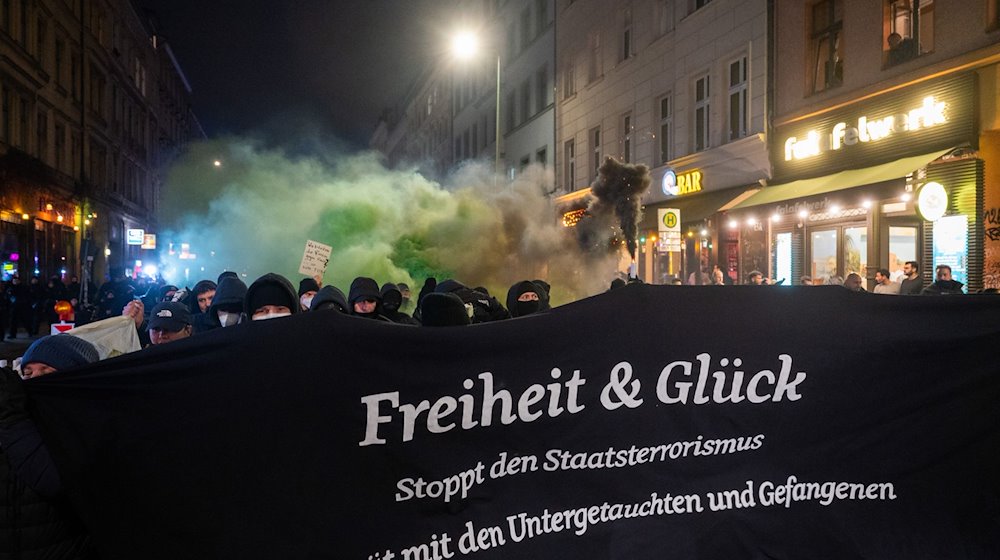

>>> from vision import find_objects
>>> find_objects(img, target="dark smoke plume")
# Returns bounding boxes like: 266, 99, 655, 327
587, 157, 652, 260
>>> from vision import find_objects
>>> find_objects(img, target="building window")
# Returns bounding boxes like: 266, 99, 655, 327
17, 0, 26, 47
506, 91, 516, 131
54, 122, 64, 171
36, 111, 47, 162
463, 129, 471, 159
584, 127, 598, 180
659, 94, 672, 164
35, 17, 45, 62
17, 95, 28, 149
55, 39, 64, 89
656, 1, 674, 36
472, 123, 479, 157
520, 155, 531, 172
0, 87, 9, 143
622, 113, 632, 163
563, 60, 576, 99
520, 79, 531, 123
811, 0, 843, 92
535, 0, 547, 36
502, 24, 513, 63
520, 7, 531, 51
728, 56, 748, 141
564, 139, 576, 191
694, 74, 710, 152
621, 8, 633, 61
0, 0, 10, 34
536, 146, 547, 166
694, 0, 713, 10
885, 0, 933, 66
588, 32, 601, 83
991, 0, 1000, 30
535, 64, 548, 113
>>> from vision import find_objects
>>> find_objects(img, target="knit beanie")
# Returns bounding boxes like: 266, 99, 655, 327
298, 277, 320, 296
22, 335, 99, 371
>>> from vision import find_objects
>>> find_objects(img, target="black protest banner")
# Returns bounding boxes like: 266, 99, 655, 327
25, 286, 1000, 559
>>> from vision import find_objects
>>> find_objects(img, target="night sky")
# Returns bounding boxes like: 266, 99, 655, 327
139, 0, 460, 151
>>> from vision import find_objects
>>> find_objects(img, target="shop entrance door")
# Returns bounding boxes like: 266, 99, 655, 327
808, 222, 868, 284
884, 219, 921, 283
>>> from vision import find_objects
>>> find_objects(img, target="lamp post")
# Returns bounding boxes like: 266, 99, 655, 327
452, 31, 503, 183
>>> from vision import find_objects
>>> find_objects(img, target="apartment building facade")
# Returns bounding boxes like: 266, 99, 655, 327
0, 0, 203, 287
554, 0, 770, 284
724, 0, 1000, 291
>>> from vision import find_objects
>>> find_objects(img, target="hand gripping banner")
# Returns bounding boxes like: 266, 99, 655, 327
24, 286, 1000, 559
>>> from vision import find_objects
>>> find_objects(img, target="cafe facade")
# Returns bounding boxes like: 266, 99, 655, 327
724, 72, 988, 291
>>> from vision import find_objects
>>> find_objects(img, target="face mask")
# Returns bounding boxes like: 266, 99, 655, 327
217, 310, 240, 327
300, 294, 314, 310
515, 300, 541, 317
253, 311, 291, 321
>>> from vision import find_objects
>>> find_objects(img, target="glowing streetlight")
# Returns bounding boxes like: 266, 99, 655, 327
451, 30, 502, 183
451, 32, 479, 60
213, 160, 222, 167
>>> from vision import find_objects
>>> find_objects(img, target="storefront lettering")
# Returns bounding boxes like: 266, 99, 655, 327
784, 96, 948, 161
775, 199, 830, 216
662, 170, 704, 197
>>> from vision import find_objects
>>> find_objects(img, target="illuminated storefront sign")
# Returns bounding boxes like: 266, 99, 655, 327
772, 73, 975, 182
784, 96, 948, 161
917, 182, 948, 222
141, 234, 157, 250
661, 169, 704, 197
126, 229, 145, 245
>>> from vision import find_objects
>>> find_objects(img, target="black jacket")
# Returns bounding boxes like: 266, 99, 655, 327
921, 279, 964, 295
379, 284, 418, 325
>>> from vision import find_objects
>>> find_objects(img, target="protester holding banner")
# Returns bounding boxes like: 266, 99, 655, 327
506, 280, 551, 318
380, 283, 418, 325
203, 274, 248, 331
244, 273, 299, 321
297, 277, 320, 312
0, 336, 98, 559
348, 277, 392, 322
434, 279, 510, 323
309, 285, 349, 314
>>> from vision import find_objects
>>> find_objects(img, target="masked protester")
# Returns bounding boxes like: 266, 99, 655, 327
380, 283, 418, 325
310, 285, 349, 314
347, 277, 391, 321
245, 274, 299, 321
202, 275, 248, 331
506, 280, 551, 318
434, 279, 510, 323
0, 335, 99, 558
147, 301, 194, 345
298, 278, 320, 312
420, 293, 471, 327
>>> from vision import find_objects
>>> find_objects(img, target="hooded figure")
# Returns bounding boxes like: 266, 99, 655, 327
420, 293, 471, 327
310, 285, 349, 314
380, 283, 418, 325
413, 277, 437, 323
348, 277, 391, 321
245, 273, 299, 321
298, 277, 320, 311
435, 279, 510, 323
202, 275, 248, 331
506, 280, 551, 318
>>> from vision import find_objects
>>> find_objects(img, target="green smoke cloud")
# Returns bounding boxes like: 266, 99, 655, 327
159, 138, 619, 305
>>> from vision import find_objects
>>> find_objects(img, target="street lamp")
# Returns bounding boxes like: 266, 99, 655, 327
451, 30, 503, 183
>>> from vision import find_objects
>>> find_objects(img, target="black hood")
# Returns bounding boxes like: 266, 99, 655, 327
506, 280, 550, 318
311, 285, 349, 313
245, 273, 299, 317
208, 276, 248, 322
380, 283, 403, 311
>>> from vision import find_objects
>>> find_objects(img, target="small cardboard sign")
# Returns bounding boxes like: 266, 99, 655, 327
51, 322, 75, 334
298, 240, 333, 277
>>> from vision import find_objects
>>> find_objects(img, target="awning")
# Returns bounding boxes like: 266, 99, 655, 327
728, 149, 952, 210
639, 186, 756, 229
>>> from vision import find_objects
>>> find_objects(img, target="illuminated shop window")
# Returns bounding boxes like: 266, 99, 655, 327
811, 0, 843, 92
